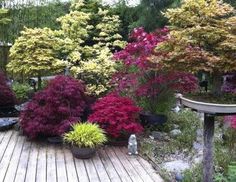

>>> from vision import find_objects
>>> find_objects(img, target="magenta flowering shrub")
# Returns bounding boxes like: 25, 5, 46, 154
20, 75, 87, 138
0, 71, 16, 107
225, 116, 236, 129
222, 74, 236, 93
114, 27, 169, 69
112, 27, 198, 108
88, 93, 143, 138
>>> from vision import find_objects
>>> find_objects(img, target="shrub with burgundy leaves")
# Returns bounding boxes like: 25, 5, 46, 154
222, 74, 236, 94
112, 27, 198, 113
0, 71, 16, 107
88, 93, 143, 138
20, 75, 87, 138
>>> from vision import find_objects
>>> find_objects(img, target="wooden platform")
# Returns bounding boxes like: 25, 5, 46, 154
0, 130, 163, 182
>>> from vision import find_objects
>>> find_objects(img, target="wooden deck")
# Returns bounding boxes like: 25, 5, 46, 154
0, 130, 163, 182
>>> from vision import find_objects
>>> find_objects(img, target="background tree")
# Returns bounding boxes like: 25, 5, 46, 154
224, 0, 236, 8
131, 0, 181, 32
0, 0, 70, 43
111, 0, 140, 40
58, 0, 126, 96
7, 27, 72, 89
0, 8, 10, 25
155, 0, 236, 95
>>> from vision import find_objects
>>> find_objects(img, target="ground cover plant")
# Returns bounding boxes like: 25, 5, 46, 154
12, 82, 33, 103
20, 75, 87, 138
88, 93, 143, 139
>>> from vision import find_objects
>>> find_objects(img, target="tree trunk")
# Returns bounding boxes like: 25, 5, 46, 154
38, 73, 42, 90
211, 72, 222, 96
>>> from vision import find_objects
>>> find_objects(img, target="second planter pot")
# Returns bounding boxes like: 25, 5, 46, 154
71, 145, 96, 159
140, 112, 167, 126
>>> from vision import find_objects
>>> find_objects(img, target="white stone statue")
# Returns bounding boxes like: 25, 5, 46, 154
128, 134, 138, 155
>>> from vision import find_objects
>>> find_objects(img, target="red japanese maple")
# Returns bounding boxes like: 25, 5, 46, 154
20, 75, 87, 138
88, 93, 143, 138
112, 28, 198, 113
0, 71, 16, 107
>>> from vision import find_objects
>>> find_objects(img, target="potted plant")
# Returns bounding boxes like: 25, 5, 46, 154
88, 93, 143, 145
63, 123, 107, 159
112, 27, 198, 126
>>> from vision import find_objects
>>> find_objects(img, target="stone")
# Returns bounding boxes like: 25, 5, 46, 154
175, 173, 184, 181
170, 129, 182, 138
193, 155, 203, 164
163, 160, 190, 173
196, 129, 203, 137
193, 141, 203, 151
0, 118, 18, 131
151, 131, 165, 140
15, 102, 29, 111
173, 124, 180, 129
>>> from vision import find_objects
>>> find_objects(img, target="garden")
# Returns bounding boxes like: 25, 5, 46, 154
0, 0, 236, 181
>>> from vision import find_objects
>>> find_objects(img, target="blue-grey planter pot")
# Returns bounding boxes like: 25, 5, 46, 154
140, 113, 167, 126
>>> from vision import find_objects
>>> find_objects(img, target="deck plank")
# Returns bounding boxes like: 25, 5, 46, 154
0, 131, 163, 182
56, 146, 68, 182
0, 131, 13, 163
0, 132, 18, 182
106, 147, 133, 182
46, 145, 57, 182
0, 131, 6, 144
3, 135, 25, 182
84, 158, 101, 182
14, 139, 32, 182
99, 148, 122, 182
136, 157, 164, 182
25, 142, 39, 182
64, 147, 78, 182
120, 148, 154, 182
74, 158, 89, 182
36, 143, 47, 182
113, 147, 143, 182
92, 151, 111, 182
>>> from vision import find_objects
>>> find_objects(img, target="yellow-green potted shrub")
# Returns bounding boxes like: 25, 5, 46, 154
63, 123, 107, 159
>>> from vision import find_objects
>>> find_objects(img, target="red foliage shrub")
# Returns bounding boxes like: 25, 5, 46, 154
88, 93, 143, 138
0, 71, 16, 107
112, 27, 198, 100
225, 116, 236, 129
20, 75, 87, 138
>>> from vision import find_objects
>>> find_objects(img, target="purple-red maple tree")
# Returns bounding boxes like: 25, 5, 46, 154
0, 71, 16, 107
112, 27, 198, 112
20, 75, 87, 138
88, 93, 143, 138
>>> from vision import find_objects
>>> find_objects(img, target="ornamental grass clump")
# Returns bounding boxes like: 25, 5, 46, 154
20, 75, 87, 139
63, 123, 107, 148
88, 93, 143, 138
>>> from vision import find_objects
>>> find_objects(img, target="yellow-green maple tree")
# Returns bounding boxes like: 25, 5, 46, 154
7, 27, 73, 89
154, 0, 236, 93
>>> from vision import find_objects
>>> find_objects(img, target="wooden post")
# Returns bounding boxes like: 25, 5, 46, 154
203, 113, 215, 182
